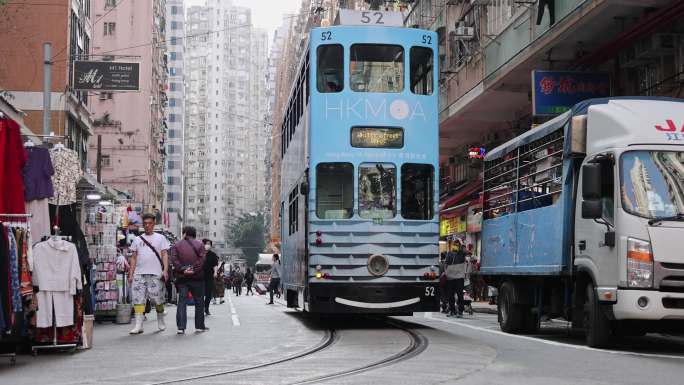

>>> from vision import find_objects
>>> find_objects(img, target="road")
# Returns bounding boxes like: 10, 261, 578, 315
1, 292, 683, 384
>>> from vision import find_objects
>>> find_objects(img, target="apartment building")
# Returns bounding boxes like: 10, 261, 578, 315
184, 1, 269, 248
0, 0, 93, 165
87, 0, 168, 210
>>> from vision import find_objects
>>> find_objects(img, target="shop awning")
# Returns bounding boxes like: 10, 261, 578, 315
439, 179, 482, 212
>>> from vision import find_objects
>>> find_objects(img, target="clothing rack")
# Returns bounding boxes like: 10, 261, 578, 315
0, 213, 32, 365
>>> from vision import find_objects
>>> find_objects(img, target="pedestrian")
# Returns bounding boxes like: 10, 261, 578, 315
267, 254, 282, 305
202, 239, 219, 316
127, 213, 170, 334
444, 240, 466, 318
438, 252, 448, 314
233, 267, 244, 296
214, 262, 226, 304
169, 226, 209, 334
244, 267, 254, 295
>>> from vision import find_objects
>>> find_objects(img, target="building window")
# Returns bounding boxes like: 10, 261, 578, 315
169, 98, 177, 107
171, 5, 179, 15
170, 37, 178, 45
171, 21, 179, 30
101, 155, 111, 167
167, 176, 180, 185
105, 0, 117, 8
168, 129, 180, 139
169, 113, 177, 122
103, 22, 116, 36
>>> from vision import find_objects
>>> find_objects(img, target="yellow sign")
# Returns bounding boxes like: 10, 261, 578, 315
440, 216, 466, 236
351, 127, 403, 148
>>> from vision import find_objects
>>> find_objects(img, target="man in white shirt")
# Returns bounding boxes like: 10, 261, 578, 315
128, 213, 170, 334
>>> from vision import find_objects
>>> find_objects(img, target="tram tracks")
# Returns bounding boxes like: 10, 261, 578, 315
154, 318, 428, 385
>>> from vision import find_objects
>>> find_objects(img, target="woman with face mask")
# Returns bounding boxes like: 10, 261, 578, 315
202, 239, 219, 316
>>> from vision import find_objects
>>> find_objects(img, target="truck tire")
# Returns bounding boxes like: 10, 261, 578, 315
584, 282, 611, 348
522, 310, 539, 334
498, 281, 525, 333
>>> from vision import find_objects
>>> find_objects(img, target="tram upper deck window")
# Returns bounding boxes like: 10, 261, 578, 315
401, 164, 434, 220
316, 163, 353, 219
317, 45, 343, 93
359, 163, 397, 219
410, 47, 433, 95
350, 45, 404, 93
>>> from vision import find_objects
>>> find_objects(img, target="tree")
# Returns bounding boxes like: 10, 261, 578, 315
229, 213, 265, 266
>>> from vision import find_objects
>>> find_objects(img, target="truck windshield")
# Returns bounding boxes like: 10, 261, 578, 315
620, 150, 684, 219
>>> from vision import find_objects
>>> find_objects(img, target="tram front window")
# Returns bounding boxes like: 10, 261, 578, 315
401, 164, 434, 220
350, 44, 404, 93
316, 163, 354, 219
359, 163, 397, 219
317, 44, 344, 93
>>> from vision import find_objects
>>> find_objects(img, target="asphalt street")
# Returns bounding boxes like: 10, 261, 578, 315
2, 291, 684, 384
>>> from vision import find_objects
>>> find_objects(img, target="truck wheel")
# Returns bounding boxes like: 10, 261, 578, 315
584, 282, 611, 348
498, 281, 524, 333
522, 310, 539, 334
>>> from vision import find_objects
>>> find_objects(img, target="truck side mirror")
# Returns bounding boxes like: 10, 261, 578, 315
582, 199, 602, 219
582, 164, 601, 200
300, 181, 309, 196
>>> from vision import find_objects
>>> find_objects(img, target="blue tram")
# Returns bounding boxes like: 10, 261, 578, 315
279, 21, 440, 315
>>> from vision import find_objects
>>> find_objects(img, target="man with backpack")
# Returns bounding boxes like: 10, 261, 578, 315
128, 213, 170, 334
169, 226, 209, 334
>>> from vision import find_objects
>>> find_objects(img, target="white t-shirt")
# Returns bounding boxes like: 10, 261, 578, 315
130, 233, 170, 276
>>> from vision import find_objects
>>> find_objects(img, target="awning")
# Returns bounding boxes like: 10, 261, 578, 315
439, 179, 482, 212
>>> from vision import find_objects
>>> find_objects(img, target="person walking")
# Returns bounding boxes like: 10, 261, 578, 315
169, 226, 208, 334
267, 254, 282, 305
244, 267, 254, 295
233, 267, 244, 296
202, 239, 219, 316
214, 262, 226, 304
128, 213, 170, 334
444, 240, 466, 318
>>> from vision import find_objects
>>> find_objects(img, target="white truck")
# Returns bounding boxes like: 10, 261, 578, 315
481, 97, 684, 347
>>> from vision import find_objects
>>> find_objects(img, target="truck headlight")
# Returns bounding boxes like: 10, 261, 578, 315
627, 237, 653, 288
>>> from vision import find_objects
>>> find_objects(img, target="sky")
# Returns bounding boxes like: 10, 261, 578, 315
184, 0, 302, 41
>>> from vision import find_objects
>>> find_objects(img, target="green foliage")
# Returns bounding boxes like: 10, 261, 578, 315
229, 213, 265, 266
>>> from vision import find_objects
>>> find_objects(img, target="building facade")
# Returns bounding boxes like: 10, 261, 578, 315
403, 0, 684, 254
0, 0, 93, 165
184, 1, 269, 248
164, 0, 185, 237
88, 0, 168, 212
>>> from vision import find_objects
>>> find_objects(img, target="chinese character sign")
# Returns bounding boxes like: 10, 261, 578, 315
532, 71, 610, 116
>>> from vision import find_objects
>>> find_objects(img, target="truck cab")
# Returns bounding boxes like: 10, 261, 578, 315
481, 97, 684, 347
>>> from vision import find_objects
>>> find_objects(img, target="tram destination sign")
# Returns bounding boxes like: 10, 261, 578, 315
351, 127, 403, 148
73, 61, 140, 91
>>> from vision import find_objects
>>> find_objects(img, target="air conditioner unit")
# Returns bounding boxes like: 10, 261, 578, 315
636, 33, 677, 58
454, 26, 475, 40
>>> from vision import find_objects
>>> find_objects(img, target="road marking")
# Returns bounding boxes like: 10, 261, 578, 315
424, 313, 684, 360
228, 294, 240, 326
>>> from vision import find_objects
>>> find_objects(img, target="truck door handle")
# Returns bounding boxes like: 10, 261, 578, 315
578, 240, 586, 251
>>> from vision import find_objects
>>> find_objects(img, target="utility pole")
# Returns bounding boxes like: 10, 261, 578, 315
96, 134, 102, 183
42, 43, 52, 141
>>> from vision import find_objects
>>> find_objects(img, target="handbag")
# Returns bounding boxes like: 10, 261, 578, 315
139, 235, 166, 281
445, 253, 465, 280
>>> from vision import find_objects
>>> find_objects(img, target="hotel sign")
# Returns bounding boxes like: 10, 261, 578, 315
73, 61, 140, 91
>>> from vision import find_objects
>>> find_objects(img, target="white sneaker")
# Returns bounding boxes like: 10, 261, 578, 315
129, 314, 144, 334
157, 312, 166, 331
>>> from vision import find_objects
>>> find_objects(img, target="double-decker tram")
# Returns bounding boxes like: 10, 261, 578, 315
279, 14, 439, 315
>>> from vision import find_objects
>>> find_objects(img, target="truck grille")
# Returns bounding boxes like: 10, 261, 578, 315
655, 262, 684, 293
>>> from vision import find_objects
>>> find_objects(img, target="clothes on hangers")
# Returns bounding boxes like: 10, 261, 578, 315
26, 199, 50, 242
0, 117, 28, 214
7, 229, 21, 313
32, 238, 82, 328
23, 147, 55, 201
0, 225, 10, 329
0, 222, 32, 333
48, 147, 81, 206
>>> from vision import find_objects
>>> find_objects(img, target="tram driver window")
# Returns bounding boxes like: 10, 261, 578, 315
359, 163, 397, 219
317, 45, 343, 93
401, 164, 434, 220
350, 44, 404, 93
410, 47, 433, 95
316, 163, 353, 219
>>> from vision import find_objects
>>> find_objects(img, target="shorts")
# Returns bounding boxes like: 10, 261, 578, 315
132, 274, 166, 305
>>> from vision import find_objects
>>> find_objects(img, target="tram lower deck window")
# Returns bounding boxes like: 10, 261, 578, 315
316, 163, 353, 219
359, 163, 396, 219
350, 44, 404, 93
401, 164, 434, 220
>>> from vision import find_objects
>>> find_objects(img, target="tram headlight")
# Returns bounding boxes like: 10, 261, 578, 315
368, 254, 390, 277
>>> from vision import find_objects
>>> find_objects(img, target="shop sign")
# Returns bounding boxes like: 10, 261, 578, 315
532, 71, 610, 116
441, 216, 466, 236
73, 61, 140, 91
454, 216, 466, 234
468, 147, 486, 159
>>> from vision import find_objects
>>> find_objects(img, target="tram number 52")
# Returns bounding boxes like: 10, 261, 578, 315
421, 35, 432, 45
360, 11, 384, 24
424, 287, 435, 297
